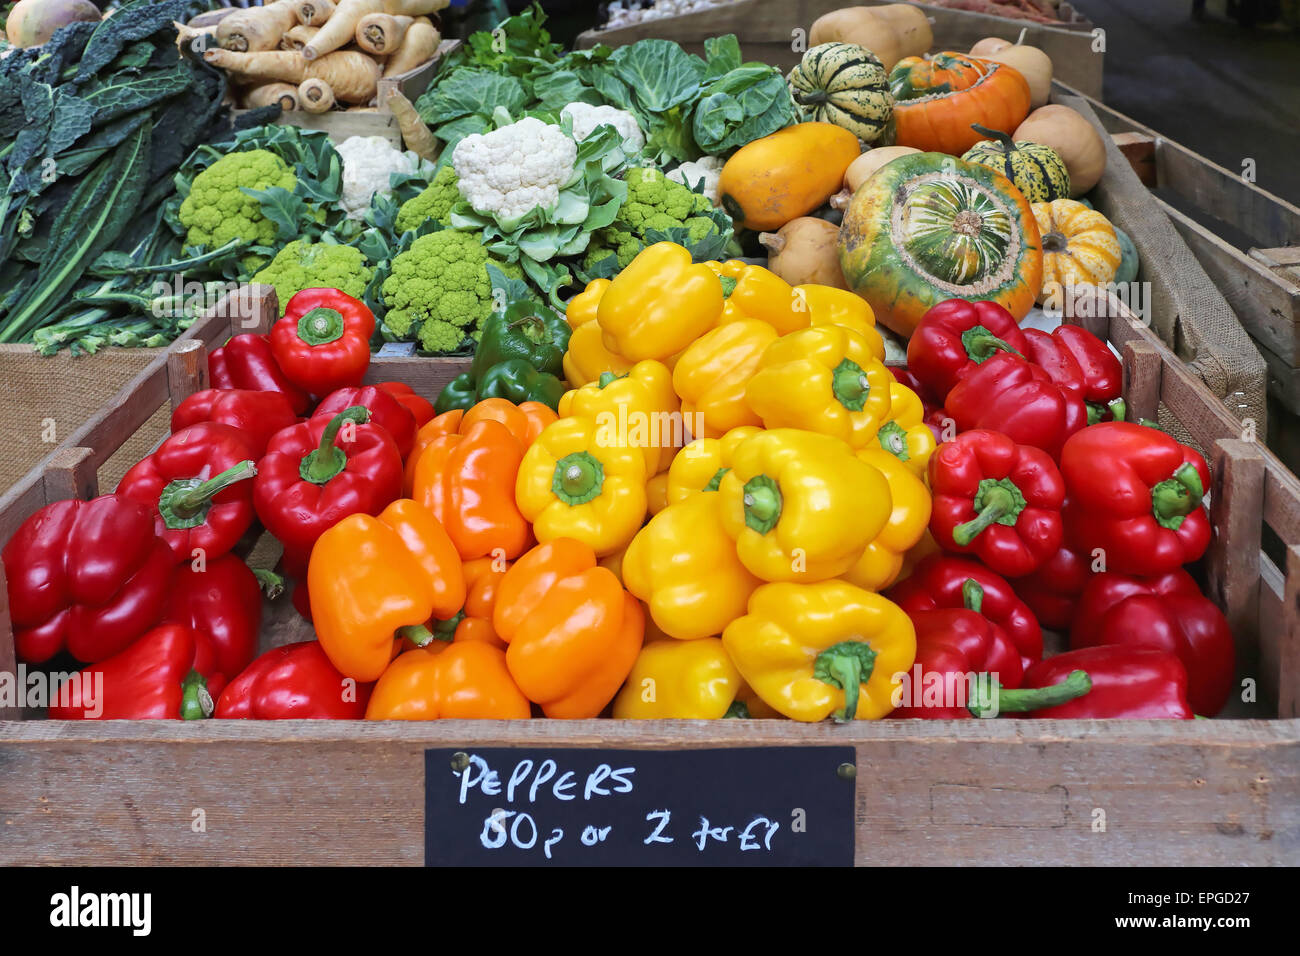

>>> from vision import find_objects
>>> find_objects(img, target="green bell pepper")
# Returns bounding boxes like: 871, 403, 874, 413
434, 372, 478, 414
476, 359, 566, 410
470, 301, 570, 382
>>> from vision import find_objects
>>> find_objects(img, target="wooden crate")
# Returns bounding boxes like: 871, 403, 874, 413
1060, 83, 1300, 415
577, 0, 1103, 98
0, 287, 1297, 865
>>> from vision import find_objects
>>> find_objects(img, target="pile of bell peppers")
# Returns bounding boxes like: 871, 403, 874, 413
0, 244, 1236, 724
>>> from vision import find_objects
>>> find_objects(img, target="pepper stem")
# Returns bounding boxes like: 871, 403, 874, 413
969, 123, 1017, 153
723, 700, 751, 719
253, 568, 284, 600
300, 406, 369, 485
296, 306, 345, 346
813, 641, 878, 722
400, 624, 436, 647
960, 324, 1022, 364
877, 420, 910, 461
831, 358, 871, 412
551, 451, 604, 505
962, 578, 984, 615
432, 611, 464, 642
179, 669, 213, 720
718, 275, 738, 298
1087, 397, 1127, 425
742, 474, 782, 534
952, 478, 1026, 546
598, 371, 622, 388
157, 460, 257, 529
1151, 462, 1204, 530
968, 669, 1092, 717
704, 467, 729, 492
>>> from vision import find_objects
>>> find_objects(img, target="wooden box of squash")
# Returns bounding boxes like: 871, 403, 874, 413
0, 286, 1297, 866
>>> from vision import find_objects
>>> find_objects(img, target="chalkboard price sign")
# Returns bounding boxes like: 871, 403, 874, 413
425, 746, 856, 866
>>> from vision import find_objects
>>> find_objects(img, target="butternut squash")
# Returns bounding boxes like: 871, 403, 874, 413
969, 36, 1011, 56
1015, 104, 1106, 196
809, 4, 930, 71
974, 29, 1053, 109
758, 218, 848, 289
718, 122, 861, 232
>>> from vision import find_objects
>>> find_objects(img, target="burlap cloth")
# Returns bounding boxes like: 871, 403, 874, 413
1058, 91, 1268, 444
0, 346, 172, 497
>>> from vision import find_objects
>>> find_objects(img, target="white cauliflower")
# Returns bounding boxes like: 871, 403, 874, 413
561, 103, 645, 154
452, 117, 578, 227
335, 135, 418, 221
667, 155, 724, 207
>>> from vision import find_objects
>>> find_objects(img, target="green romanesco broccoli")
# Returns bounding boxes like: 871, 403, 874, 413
178, 149, 297, 253
395, 166, 461, 235
380, 229, 522, 354
252, 241, 374, 314
583, 167, 725, 272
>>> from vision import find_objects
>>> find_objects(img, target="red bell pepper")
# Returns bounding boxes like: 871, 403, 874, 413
215, 641, 371, 719
1014, 646, 1194, 719
313, 384, 418, 459
252, 405, 402, 569
49, 623, 221, 720
270, 288, 374, 397
171, 387, 300, 456
378, 381, 435, 428
891, 580, 1026, 719
163, 554, 266, 683
1022, 326, 1123, 420
943, 352, 1087, 460
209, 333, 310, 415
929, 429, 1065, 577
906, 299, 1030, 401
1070, 569, 1234, 716
117, 422, 259, 564
889, 554, 1043, 669
1010, 541, 1092, 631
1059, 422, 1211, 576
3, 495, 173, 664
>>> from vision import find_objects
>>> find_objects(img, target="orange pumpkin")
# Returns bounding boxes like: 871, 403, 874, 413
888, 52, 1032, 155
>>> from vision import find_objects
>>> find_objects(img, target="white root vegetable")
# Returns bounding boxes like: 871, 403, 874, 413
204, 47, 381, 104
301, 0, 382, 60
382, 0, 448, 16
387, 88, 438, 160
280, 24, 318, 50
217, 0, 298, 53
296, 0, 335, 26
758, 218, 847, 289
187, 8, 240, 29
245, 82, 301, 111
174, 21, 217, 54
298, 77, 336, 112
355, 12, 411, 54
382, 16, 437, 77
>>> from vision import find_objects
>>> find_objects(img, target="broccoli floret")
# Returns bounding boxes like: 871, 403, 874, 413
380, 229, 522, 353
252, 241, 373, 313
178, 149, 296, 251
395, 166, 461, 234
583, 168, 727, 272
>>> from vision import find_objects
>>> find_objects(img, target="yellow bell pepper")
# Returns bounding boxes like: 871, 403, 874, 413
598, 243, 723, 362
722, 580, 916, 722
516, 415, 647, 557
565, 278, 609, 329
718, 428, 892, 582
558, 361, 681, 475
745, 325, 894, 449
623, 491, 761, 641
672, 318, 777, 438
563, 320, 635, 388
798, 284, 885, 359
612, 637, 742, 719
874, 380, 938, 478
843, 446, 932, 592
898, 528, 941, 584
645, 471, 670, 516
665, 426, 762, 506
717, 264, 807, 335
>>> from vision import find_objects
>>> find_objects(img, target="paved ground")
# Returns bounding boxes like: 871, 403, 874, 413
1073, 0, 1300, 204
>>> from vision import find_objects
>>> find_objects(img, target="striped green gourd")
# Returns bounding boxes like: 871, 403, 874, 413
961, 124, 1070, 203
787, 42, 894, 145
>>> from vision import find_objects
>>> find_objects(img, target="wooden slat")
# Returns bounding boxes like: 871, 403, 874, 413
224, 284, 277, 339
166, 339, 208, 408
1207, 440, 1264, 699
1281, 547, 1300, 719
364, 356, 469, 396
1258, 556, 1287, 715
1111, 131, 1157, 187
1121, 340, 1162, 422
0, 560, 18, 720
41, 447, 98, 504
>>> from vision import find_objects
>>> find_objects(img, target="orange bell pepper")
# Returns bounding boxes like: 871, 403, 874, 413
365, 641, 531, 719
405, 400, 555, 494
309, 498, 466, 682
493, 538, 644, 718
411, 419, 531, 561
435, 555, 510, 649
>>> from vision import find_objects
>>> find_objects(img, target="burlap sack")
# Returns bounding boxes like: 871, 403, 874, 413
1058, 91, 1268, 442
0, 346, 172, 497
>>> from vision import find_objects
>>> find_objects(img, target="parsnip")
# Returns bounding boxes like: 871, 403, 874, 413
245, 82, 301, 111
381, 16, 437, 77
204, 48, 381, 104
355, 13, 411, 54
174, 21, 217, 54
217, 0, 298, 52
301, 0, 382, 60
387, 89, 437, 160
382, 0, 448, 16
187, 7, 239, 29
280, 24, 318, 50
298, 78, 336, 112
296, 0, 335, 26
